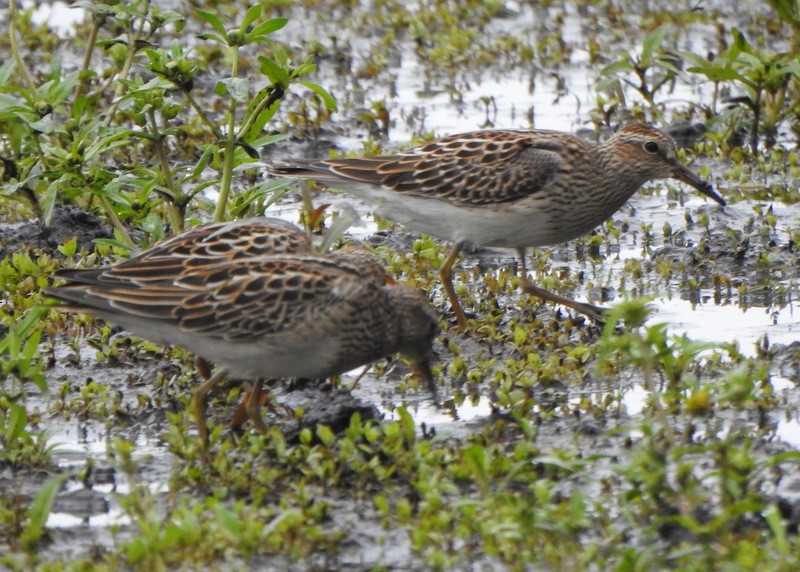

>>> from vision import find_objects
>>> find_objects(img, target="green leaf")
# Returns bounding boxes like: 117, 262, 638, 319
600, 59, 634, 77
0, 307, 48, 355
247, 17, 288, 41
269, 42, 289, 67
738, 51, 765, 70
686, 65, 746, 83
213, 80, 228, 97
93, 238, 136, 255
0, 60, 14, 83
125, 537, 147, 563
775, 59, 800, 78
246, 101, 280, 139
43, 180, 59, 224
251, 178, 294, 209
84, 128, 134, 161
196, 10, 226, 37
641, 25, 668, 65
21, 474, 66, 551
249, 132, 291, 149
97, 35, 129, 48
730, 28, 752, 54
767, 0, 800, 26
764, 503, 788, 555
396, 406, 416, 446
760, 451, 800, 466
259, 57, 289, 84
291, 61, 317, 78
47, 73, 79, 106
22, 332, 41, 363
0, 93, 26, 114
240, 5, 262, 33
190, 146, 216, 178
534, 455, 585, 473
464, 444, 489, 487
317, 424, 335, 446
57, 237, 78, 257
7, 403, 28, 442
116, 77, 176, 101
298, 81, 338, 111
677, 51, 709, 69
29, 116, 58, 135
197, 32, 226, 44
215, 504, 243, 537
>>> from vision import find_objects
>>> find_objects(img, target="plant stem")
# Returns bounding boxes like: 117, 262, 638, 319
8, 0, 36, 92
183, 91, 225, 140
751, 88, 762, 153
101, 0, 151, 129
98, 196, 135, 250
147, 109, 184, 232
213, 48, 240, 222
72, 16, 102, 105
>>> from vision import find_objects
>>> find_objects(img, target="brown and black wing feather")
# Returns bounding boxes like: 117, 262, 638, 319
273, 130, 572, 205
45, 255, 379, 342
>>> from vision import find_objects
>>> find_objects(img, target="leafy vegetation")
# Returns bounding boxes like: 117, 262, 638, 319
1, 0, 333, 244
2, 0, 800, 569
598, 13, 800, 154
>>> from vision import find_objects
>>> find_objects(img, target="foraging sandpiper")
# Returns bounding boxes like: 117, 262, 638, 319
46, 218, 438, 442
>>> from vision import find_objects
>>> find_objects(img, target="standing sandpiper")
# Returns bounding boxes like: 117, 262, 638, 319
272, 124, 725, 330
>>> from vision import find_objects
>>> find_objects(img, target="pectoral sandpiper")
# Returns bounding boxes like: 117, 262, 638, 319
45, 218, 438, 442
273, 124, 725, 330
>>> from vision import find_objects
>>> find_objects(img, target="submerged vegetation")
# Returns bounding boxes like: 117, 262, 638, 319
2, 0, 800, 569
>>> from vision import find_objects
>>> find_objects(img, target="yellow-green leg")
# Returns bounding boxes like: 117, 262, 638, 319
244, 379, 270, 435
192, 369, 227, 445
439, 241, 469, 331
516, 247, 607, 322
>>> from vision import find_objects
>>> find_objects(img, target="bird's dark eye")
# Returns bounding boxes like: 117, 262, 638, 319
644, 141, 659, 154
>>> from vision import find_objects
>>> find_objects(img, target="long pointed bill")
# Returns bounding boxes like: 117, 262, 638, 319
673, 163, 725, 206
411, 359, 439, 406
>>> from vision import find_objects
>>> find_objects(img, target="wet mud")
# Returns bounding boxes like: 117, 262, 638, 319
4, 0, 800, 568
0, 205, 112, 258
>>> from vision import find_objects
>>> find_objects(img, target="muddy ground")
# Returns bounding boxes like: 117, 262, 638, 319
3, 0, 800, 569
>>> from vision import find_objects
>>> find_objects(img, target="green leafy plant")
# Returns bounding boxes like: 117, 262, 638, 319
683, 28, 800, 152
190, 6, 335, 221
0, 307, 49, 394
596, 300, 725, 392
19, 474, 65, 551
0, 397, 55, 468
0, 473, 64, 570
767, 0, 800, 52
1, 1, 335, 247
597, 25, 680, 123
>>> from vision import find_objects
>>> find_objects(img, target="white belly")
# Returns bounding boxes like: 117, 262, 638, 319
338, 183, 596, 248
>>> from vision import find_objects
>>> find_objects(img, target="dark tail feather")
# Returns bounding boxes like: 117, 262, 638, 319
43, 286, 115, 315
51, 267, 110, 285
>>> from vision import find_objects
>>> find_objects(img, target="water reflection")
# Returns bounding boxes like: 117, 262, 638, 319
649, 297, 799, 357
27, 0, 85, 36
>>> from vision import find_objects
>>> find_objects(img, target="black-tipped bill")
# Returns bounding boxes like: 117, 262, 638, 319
412, 359, 439, 406
673, 163, 725, 206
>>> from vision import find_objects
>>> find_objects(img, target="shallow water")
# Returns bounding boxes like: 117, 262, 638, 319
6, 1, 800, 565
26, 0, 85, 36
273, 0, 800, 362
